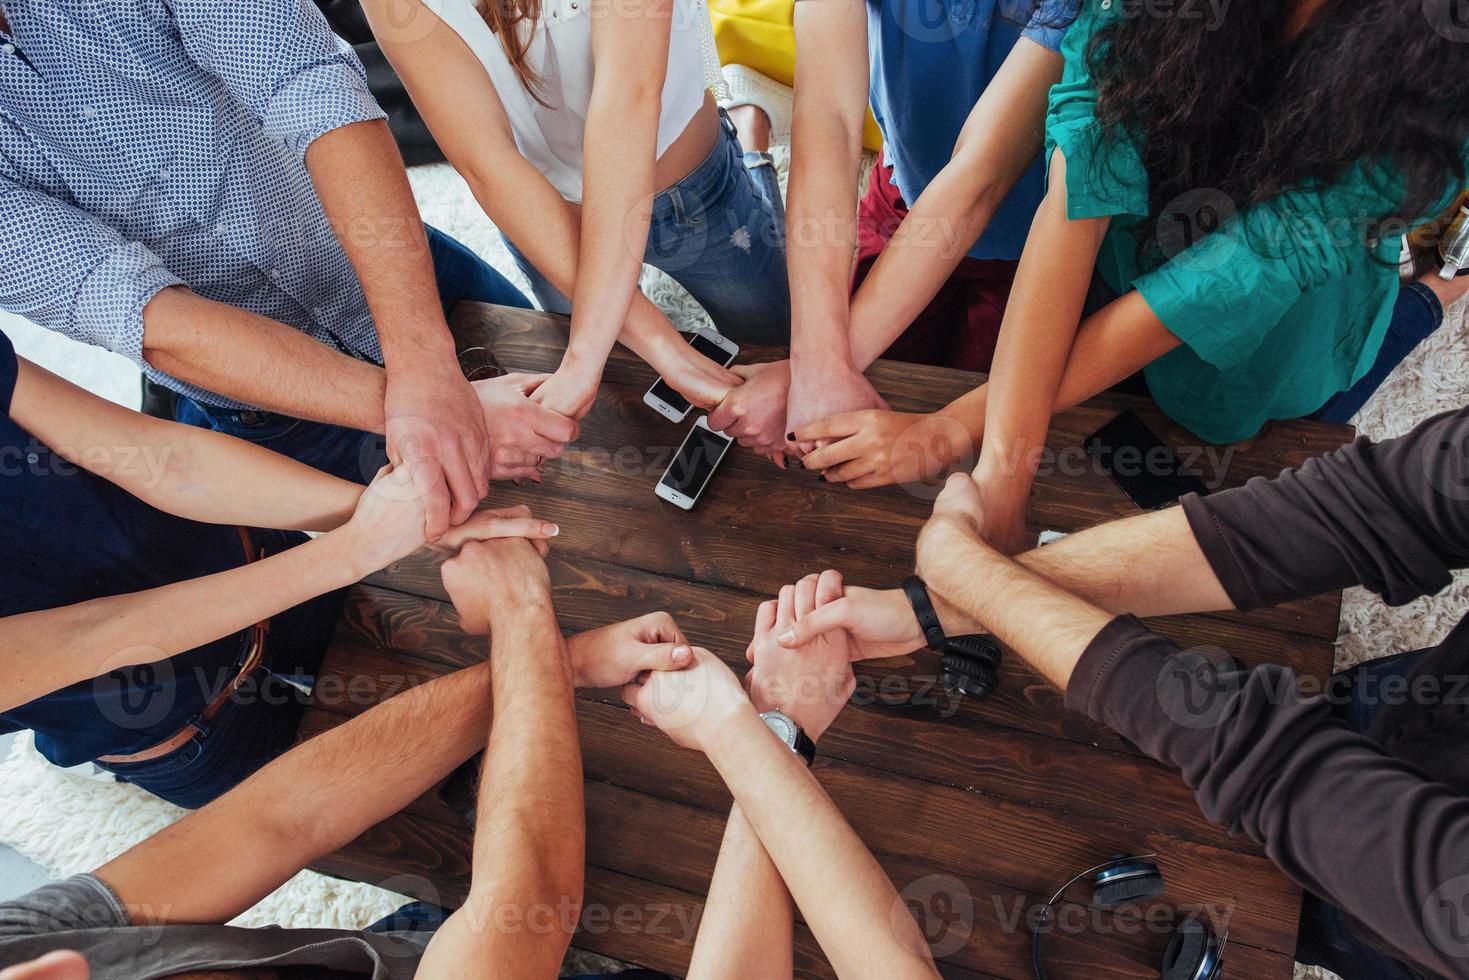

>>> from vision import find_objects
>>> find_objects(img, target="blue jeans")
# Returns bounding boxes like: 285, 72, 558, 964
505, 110, 791, 345
1317, 281, 1445, 423
96, 531, 347, 809
173, 226, 531, 484
1294, 648, 1431, 980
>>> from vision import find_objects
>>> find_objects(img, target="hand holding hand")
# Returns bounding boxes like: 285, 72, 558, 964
530, 363, 601, 422
657, 341, 743, 413
566, 611, 695, 689
434, 503, 560, 558
786, 363, 887, 457
441, 536, 553, 635
797, 410, 974, 490
766, 582, 927, 664
384, 362, 491, 539
340, 464, 433, 576
707, 360, 792, 466
916, 472, 995, 586
746, 570, 857, 740
472, 373, 579, 481
621, 647, 749, 753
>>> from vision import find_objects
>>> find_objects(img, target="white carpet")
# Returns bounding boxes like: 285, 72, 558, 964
1, 149, 1465, 980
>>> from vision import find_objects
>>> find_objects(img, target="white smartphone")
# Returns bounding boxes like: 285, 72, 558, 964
644, 329, 740, 423
654, 416, 734, 510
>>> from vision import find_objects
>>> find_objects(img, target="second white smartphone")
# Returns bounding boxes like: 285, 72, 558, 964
654, 417, 734, 510
644, 329, 740, 423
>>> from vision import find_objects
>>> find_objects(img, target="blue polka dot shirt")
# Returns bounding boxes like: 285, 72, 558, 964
0, 0, 389, 409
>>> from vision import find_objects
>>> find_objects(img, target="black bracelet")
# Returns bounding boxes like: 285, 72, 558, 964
902, 576, 947, 652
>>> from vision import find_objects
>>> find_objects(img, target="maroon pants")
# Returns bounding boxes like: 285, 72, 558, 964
853, 150, 1018, 372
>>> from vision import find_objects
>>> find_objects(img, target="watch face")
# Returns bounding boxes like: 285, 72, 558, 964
762, 711, 798, 747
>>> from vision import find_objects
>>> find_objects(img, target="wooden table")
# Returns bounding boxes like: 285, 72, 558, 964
302, 303, 1353, 978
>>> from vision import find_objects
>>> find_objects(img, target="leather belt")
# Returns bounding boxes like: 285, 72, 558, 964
96, 527, 273, 766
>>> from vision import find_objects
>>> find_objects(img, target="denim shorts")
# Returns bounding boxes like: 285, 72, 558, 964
505, 110, 791, 345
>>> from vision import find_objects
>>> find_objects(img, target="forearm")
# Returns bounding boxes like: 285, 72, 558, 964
919, 517, 1111, 692
687, 804, 795, 980
472, 600, 583, 892
973, 155, 1106, 523
567, 79, 664, 378
0, 531, 369, 714
1014, 507, 1232, 618
847, 40, 1060, 369
847, 169, 1008, 368
142, 286, 387, 432
307, 119, 455, 373
99, 660, 493, 924
10, 357, 362, 529
708, 708, 937, 979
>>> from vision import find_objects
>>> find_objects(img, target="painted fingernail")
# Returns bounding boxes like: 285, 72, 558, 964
786, 432, 796, 441
778, 630, 796, 645
544, 523, 560, 536
818, 474, 827, 483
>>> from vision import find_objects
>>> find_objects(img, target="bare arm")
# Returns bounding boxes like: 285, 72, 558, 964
362, 0, 736, 412
141, 285, 389, 434
11, 352, 360, 532
418, 539, 584, 978
96, 660, 494, 924
307, 119, 492, 530
785, 0, 886, 435
846, 39, 1064, 368
687, 805, 795, 980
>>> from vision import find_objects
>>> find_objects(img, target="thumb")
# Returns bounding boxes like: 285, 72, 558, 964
778, 601, 849, 648
638, 642, 694, 674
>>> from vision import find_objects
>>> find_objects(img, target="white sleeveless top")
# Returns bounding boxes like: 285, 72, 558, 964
421, 0, 723, 203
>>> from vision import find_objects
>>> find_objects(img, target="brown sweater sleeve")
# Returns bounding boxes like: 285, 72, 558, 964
1066, 616, 1469, 977
1179, 407, 1469, 610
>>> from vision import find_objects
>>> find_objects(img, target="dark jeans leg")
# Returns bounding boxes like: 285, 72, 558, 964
1293, 649, 1433, 979
425, 225, 532, 313
1317, 281, 1445, 423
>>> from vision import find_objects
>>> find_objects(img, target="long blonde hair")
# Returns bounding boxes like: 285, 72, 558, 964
476, 0, 551, 106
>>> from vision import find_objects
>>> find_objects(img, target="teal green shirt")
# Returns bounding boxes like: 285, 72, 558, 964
1044, 0, 1464, 444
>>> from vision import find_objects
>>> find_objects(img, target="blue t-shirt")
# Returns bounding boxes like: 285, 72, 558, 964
0, 330, 251, 766
866, 0, 1076, 260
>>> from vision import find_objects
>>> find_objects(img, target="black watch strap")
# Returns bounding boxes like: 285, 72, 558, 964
903, 576, 946, 651
791, 727, 816, 767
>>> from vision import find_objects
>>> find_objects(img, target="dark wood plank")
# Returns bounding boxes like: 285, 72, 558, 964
449, 303, 1347, 642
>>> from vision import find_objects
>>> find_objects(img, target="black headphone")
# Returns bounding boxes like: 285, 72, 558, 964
938, 634, 1002, 700
1031, 854, 1225, 980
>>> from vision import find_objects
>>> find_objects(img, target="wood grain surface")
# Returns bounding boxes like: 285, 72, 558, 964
301, 303, 1354, 978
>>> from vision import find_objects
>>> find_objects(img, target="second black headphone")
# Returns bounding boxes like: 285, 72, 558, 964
1031, 854, 1225, 980
938, 634, 1002, 700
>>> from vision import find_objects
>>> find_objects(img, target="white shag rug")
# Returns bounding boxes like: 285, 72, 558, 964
2, 145, 1466, 980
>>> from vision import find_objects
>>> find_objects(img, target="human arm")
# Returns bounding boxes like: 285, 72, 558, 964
844, 39, 1065, 368
911, 478, 1469, 978
624, 648, 937, 979
784, 0, 886, 441
0, 459, 554, 716
95, 654, 497, 925
687, 571, 857, 978
361, 0, 740, 414
417, 538, 584, 978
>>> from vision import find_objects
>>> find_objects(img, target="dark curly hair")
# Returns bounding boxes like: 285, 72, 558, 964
1087, 0, 1469, 252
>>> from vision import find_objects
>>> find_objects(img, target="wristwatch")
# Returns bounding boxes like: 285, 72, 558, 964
902, 576, 947, 651
761, 710, 816, 766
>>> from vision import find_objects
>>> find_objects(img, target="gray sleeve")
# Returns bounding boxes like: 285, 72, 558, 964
1181, 407, 1469, 610
0, 876, 129, 937
1067, 616, 1469, 977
